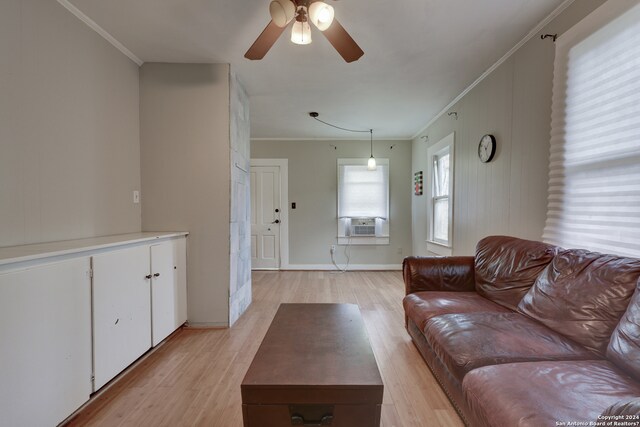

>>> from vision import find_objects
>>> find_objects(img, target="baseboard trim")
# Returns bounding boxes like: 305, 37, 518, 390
281, 264, 402, 271
185, 321, 229, 328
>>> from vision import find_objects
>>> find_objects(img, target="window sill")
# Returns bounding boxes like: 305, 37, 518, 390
426, 240, 452, 256
338, 236, 389, 246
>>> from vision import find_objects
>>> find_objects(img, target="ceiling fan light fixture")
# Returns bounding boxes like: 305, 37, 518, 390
309, 2, 334, 31
269, 0, 295, 28
291, 20, 312, 45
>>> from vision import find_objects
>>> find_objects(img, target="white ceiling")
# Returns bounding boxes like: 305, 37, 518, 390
67, 0, 566, 139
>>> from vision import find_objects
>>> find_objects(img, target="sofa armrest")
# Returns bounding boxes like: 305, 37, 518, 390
402, 256, 476, 295
600, 398, 640, 417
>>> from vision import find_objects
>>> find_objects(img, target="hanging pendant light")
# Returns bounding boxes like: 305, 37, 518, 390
367, 129, 377, 171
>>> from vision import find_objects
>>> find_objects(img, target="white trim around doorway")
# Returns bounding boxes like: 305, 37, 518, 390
250, 159, 290, 270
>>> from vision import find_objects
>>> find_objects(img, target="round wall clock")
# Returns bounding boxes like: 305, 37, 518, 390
478, 134, 496, 163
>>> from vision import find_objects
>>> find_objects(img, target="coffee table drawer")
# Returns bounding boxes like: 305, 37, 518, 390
242, 403, 381, 427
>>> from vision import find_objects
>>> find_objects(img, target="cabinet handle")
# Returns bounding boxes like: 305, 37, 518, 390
291, 414, 333, 426
145, 274, 152, 280
153, 273, 160, 277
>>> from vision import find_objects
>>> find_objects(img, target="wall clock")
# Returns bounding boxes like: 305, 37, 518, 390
478, 134, 496, 163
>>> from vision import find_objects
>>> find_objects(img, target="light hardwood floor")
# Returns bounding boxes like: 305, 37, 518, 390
66, 271, 463, 427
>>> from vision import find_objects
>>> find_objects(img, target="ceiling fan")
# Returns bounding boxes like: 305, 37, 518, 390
245, 0, 364, 63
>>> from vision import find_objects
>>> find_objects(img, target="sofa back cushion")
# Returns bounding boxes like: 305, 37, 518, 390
474, 236, 559, 310
607, 284, 640, 380
518, 249, 640, 355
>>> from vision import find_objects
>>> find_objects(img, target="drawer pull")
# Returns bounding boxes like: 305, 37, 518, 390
153, 273, 160, 277
291, 414, 333, 426
145, 274, 152, 280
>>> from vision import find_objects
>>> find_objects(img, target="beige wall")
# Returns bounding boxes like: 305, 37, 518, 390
251, 139, 412, 267
140, 63, 232, 326
411, 0, 606, 256
0, 0, 141, 247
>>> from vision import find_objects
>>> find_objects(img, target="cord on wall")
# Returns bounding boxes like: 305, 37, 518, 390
330, 237, 352, 273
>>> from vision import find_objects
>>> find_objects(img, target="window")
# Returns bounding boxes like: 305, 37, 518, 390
543, 2, 640, 257
337, 158, 389, 245
427, 133, 454, 254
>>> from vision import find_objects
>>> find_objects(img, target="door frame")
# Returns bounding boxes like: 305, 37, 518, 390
250, 159, 289, 270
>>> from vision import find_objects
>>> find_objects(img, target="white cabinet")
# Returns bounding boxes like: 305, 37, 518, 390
0, 259, 92, 427
92, 245, 152, 390
150, 239, 187, 346
92, 237, 188, 390
0, 232, 188, 420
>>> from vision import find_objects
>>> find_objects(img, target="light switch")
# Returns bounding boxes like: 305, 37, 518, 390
133, 190, 140, 204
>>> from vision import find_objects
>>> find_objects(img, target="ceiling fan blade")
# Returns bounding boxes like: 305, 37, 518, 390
245, 21, 287, 60
322, 19, 364, 63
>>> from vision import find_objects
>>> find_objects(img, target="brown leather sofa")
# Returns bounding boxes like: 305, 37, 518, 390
403, 236, 640, 426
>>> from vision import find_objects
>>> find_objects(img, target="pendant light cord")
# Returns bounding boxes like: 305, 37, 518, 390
310, 115, 372, 134
309, 113, 374, 156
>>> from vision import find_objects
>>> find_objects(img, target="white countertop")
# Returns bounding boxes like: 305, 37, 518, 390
0, 232, 189, 266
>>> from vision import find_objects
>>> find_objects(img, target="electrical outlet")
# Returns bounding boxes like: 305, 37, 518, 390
330, 245, 336, 254
133, 190, 140, 204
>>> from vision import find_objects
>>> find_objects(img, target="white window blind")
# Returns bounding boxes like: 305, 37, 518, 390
338, 163, 389, 219
543, 1, 640, 257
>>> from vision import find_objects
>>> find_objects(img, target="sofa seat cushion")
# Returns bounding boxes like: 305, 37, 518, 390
462, 361, 640, 427
423, 312, 594, 383
403, 291, 509, 331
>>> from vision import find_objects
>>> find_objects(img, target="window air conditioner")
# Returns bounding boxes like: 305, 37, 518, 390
350, 218, 376, 236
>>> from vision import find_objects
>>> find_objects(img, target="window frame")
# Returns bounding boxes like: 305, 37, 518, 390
337, 158, 390, 246
426, 133, 455, 255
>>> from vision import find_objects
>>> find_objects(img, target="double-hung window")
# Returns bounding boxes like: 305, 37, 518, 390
427, 133, 454, 255
543, 2, 640, 257
337, 158, 389, 245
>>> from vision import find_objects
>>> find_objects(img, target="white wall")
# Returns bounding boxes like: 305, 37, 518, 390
411, 0, 606, 256
0, 0, 141, 247
251, 139, 412, 268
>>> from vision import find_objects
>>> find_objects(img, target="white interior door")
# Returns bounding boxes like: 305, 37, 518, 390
251, 165, 281, 269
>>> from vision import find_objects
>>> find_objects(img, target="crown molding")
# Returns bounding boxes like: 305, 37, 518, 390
411, 0, 576, 140
57, 0, 143, 67
251, 137, 411, 142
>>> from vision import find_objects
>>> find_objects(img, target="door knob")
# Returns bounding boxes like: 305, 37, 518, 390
272, 219, 280, 224
145, 274, 152, 280
153, 273, 160, 278
275, 208, 280, 213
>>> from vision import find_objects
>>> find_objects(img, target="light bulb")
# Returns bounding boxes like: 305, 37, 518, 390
368, 156, 377, 171
291, 21, 312, 45
309, 2, 335, 31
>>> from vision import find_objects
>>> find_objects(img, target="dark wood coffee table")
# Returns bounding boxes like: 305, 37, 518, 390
241, 303, 383, 427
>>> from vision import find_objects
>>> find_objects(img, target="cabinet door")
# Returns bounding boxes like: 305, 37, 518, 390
174, 237, 188, 327
151, 238, 187, 345
0, 258, 92, 427
150, 242, 176, 346
93, 245, 151, 390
